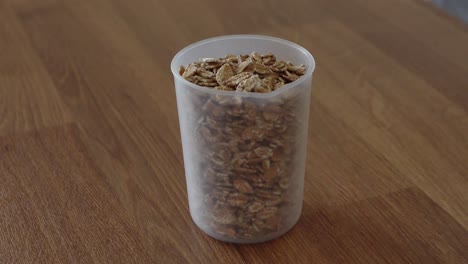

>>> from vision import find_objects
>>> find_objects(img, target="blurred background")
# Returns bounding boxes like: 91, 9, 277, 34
430, 0, 468, 22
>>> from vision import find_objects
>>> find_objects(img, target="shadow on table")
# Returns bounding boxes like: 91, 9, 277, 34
235, 187, 467, 263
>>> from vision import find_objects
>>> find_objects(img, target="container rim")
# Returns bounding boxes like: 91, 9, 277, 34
170, 35, 316, 98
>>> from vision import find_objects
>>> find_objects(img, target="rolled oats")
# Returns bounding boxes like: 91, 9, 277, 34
262, 165, 279, 182
282, 71, 300, 82
183, 64, 198, 78
226, 72, 253, 87
254, 146, 273, 159
180, 52, 307, 241
250, 51, 262, 63
226, 192, 250, 207
236, 60, 253, 74
216, 63, 234, 85
271, 61, 288, 72
247, 201, 265, 213
233, 179, 254, 194
212, 206, 237, 225
256, 206, 279, 220
253, 63, 272, 75
261, 53, 276, 66
237, 75, 261, 92
179, 65, 186, 76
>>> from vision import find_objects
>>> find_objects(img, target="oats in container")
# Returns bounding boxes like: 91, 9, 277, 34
171, 35, 315, 243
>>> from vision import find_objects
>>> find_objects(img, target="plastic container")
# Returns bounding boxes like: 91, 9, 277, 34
171, 35, 315, 243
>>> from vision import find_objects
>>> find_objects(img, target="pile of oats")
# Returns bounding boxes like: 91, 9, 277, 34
179, 52, 306, 93
179, 52, 308, 241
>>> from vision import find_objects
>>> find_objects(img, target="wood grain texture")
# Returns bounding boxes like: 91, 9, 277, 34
0, 5, 70, 136
0, 0, 467, 263
0, 125, 152, 262
238, 188, 468, 263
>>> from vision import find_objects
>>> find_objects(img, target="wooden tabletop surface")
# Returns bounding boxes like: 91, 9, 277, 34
1, 0, 467, 263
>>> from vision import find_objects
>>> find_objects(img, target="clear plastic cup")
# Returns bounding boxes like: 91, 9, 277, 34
171, 35, 316, 243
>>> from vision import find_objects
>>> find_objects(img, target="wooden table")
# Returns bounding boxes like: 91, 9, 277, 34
1, 0, 467, 263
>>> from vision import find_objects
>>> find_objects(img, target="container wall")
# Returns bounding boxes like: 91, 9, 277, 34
173, 36, 314, 243
175, 79, 311, 243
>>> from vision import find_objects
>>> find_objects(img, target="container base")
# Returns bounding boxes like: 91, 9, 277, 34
190, 210, 302, 244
